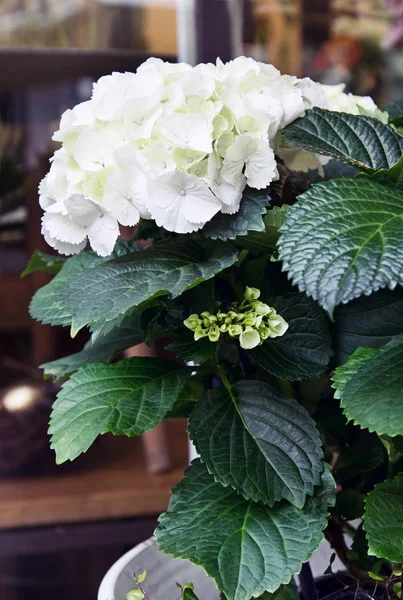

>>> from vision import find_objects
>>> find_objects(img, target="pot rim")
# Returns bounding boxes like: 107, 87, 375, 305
98, 536, 155, 600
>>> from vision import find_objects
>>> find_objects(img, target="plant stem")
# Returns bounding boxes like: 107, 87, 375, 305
217, 364, 236, 403
325, 516, 368, 582
299, 562, 319, 600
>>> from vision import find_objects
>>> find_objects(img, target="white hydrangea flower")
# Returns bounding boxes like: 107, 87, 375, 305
222, 134, 278, 190
208, 153, 246, 214
42, 194, 119, 257
148, 171, 221, 233
40, 57, 379, 256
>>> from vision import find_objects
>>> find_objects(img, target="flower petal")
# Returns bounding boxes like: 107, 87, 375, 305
87, 212, 120, 257
42, 212, 87, 245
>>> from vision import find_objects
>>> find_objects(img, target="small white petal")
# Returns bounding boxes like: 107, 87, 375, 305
103, 172, 141, 226
212, 176, 246, 214
42, 228, 86, 256
149, 171, 220, 233
64, 194, 100, 228
42, 212, 87, 244
159, 113, 213, 154
245, 141, 278, 189
87, 212, 120, 257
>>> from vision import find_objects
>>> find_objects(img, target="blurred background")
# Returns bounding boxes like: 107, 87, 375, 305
0, 1, 402, 598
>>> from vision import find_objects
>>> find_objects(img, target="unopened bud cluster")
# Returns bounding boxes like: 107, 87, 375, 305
184, 287, 289, 350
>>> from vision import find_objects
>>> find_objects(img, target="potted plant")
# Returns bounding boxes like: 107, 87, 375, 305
26, 57, 403, 600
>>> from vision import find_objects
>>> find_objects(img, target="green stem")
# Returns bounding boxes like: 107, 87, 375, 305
217, 364, 237, 404
236, 249, 249, 267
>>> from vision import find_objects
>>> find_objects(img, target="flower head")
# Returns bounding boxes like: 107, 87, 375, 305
40, 57, 379, 255
183, 287, 289, 350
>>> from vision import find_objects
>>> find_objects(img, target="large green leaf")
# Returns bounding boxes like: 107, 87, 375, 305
30, 252, 104, 326
279, 178, 403, 315
49, 357, 190, 463
202, 188, 270, 241
333, 433, 387, 482
363, 474, 403, 562
61, 238, 238, 334
250, 293, 332, 380
156, 460, 334, 600
332, 336, 403, 436
235, 205, 291, 253
21, 251, 65, 277
333, 289, 403, 364
42, 311, 144, 379
188, 380, 324, 508
166, 334, 216, 364
29, 242, 138, 327
283, 108, 403, 172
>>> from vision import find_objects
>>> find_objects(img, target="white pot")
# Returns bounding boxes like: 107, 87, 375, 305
98, 537, 220, 600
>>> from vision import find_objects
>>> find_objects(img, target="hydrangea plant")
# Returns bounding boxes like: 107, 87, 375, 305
26, 57, 403, 600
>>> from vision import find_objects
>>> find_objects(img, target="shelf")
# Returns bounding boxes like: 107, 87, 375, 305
0, 420, 188, 529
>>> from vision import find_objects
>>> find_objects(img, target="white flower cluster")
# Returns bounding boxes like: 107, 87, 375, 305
39, 57, 378, 256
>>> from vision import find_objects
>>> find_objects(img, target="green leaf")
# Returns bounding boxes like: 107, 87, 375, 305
42, 311, 144, 379
21, 251, 65, 278
283, 108, 403, 172
166, 334, 216, 364
333, 433, 387, 481
332, 336, 403, 436
127, 590, 144, 600
179, 584, 200, 600
363, 474, 403, 562
30, 252, 105, 326
202, 188, 270, 241
166, 377, 204, 419
49, 357, 190, 463
136, 570, 147, 584
358, 105, 389, 124
156, 460, 334, 600
368, 156, 403, 190
61, 237, 238, 334
279, 178, 403, 316
333, 289, 403, 365
250, 293, 332, 380
188, 380, 324, 508
261, 581, 298, 600
331, 346, 379, 399
384, 100, 403, 121
235, 205, 291, 253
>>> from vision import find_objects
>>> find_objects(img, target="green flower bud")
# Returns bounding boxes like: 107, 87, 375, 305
184, 314, 201, 330
201, 311, 211, 318
243, 315, 256, 327
228, 324, 243, 337
219, 323, 229, 332
207, 315, 218, 323
202, 318, 210, 327
244, 286, 260, 301
228, 310, 238, 320
258, 326, 270, 340
208, 325, 220, 342
194, 327, 208, 341
239, 326, 261, 349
